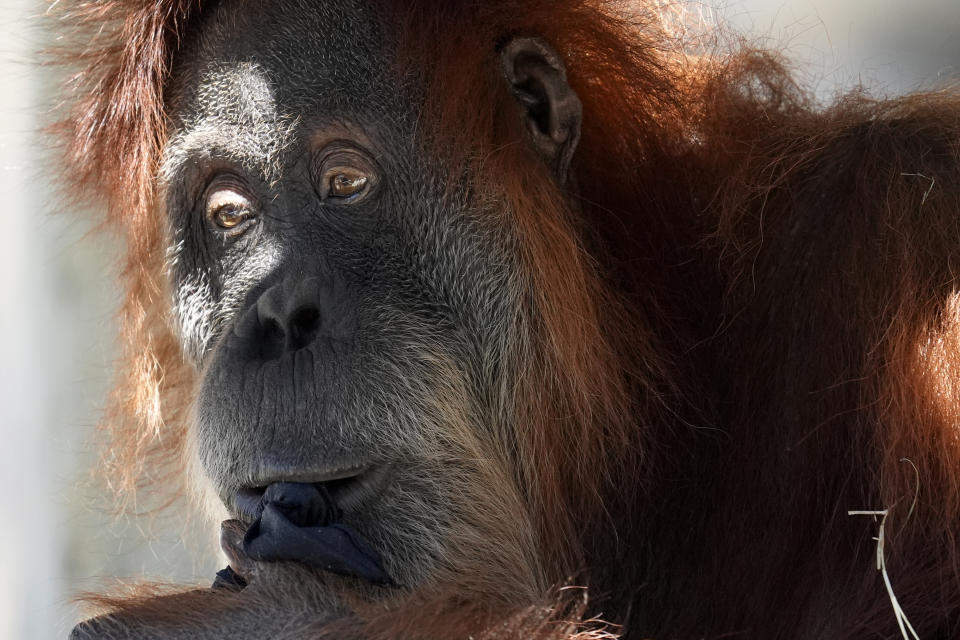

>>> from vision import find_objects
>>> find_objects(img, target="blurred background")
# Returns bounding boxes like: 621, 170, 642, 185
1, 0, 959, 637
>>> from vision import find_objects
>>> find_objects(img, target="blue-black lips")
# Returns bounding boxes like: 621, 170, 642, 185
232, 481, 393, 586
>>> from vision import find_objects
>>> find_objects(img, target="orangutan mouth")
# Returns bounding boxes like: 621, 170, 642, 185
225, 480, 393, 586
234, 465, 389, 519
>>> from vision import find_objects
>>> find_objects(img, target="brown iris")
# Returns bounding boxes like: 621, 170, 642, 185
313, 143, 379, 204
206, 186, 254, 230
329, 171, 369, 198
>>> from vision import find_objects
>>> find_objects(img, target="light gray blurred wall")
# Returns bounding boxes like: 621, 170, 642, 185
1, 1, 958, 638
0, 3, 62, 635
725, 0, 960, 97
0, 2, 215, 638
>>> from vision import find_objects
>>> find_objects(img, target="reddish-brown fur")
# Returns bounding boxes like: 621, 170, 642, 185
54, 0, 960, 637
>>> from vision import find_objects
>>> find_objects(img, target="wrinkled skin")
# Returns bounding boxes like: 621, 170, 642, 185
171, 0, 515, 591
72, 0, 582, 636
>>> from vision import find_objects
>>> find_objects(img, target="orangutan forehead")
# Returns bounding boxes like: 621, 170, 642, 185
168, 0, 397, 126
161, 60, 298, 183
162, 0, 414, 185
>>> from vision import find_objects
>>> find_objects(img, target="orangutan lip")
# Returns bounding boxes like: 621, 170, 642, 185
234, 465, 387, 519
328, 464, 390, 511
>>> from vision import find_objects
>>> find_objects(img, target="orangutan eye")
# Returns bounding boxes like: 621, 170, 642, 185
328, 171, 369, 198
313, 144, 380, 204
204, 182, 256, 232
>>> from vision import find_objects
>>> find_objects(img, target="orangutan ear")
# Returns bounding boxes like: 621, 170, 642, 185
500, 36, 582, 183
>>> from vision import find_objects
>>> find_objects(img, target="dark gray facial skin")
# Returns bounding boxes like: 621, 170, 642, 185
158, 0, 581, 608
162, 0, 524, 595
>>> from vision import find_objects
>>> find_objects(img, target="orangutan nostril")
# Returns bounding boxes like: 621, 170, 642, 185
257, 317, 285, 361
288, 306, 321, 351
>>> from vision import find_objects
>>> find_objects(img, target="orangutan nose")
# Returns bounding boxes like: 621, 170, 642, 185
255, 298, 323, 361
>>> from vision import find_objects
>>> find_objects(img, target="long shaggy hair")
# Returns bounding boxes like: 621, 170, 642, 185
52, 0, 960, 637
